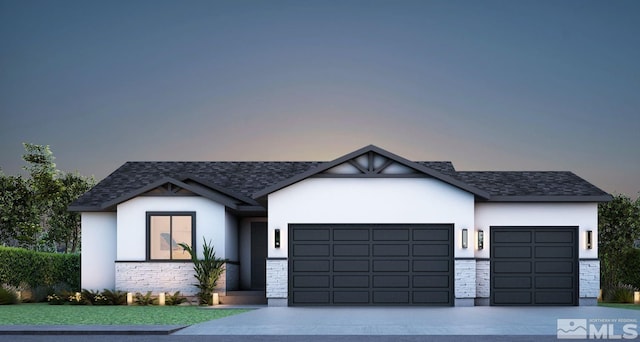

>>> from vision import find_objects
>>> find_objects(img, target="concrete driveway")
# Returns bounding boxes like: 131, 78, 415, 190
175, 306, 640, 336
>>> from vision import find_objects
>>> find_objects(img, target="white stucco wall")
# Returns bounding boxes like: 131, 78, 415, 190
116, 196, 228, 260
81, 212, 117, 290
474, 202, 598, 259
268, 177, 476, 259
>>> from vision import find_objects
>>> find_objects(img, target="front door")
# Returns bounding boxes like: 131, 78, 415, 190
251, 222, 268, 290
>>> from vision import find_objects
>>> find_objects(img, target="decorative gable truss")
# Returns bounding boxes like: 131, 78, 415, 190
323, 151, 417, 176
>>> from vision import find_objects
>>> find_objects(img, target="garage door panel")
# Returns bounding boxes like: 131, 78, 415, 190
334, 291, 369, 304
413, 229, 449, 241
334, 229, 369, 241
373, 229, 409, 241
374, 291, 410, 304
535, 261, 573, 273
413, 275, 449, 288
535, 291, 575, 305
413, 260, 450, 272
536, 276, 574, 289
494, 276, 532, 289
293, 244, 330, 257
493, 291, 532, 305
413, 291, 450, 304
493, 246, 531, 258
493, 261, 531, 273
334, 260, 369, 272
413, 244, 450, 257
334, 244, 369, 257
293, 291, 330, 304
294, 260, 330, 272
294, 275, 330, 288
535, 246, 573, 258
373, 275, 409, 288
373, 244, 409, 257
536, 231, 574, 243
373, 260, 409, 272
493, 231, 531, 243
290, 224, 453, 306
334, 275, 369, 288
491, 226, 577, 306
293, 229, 329, 241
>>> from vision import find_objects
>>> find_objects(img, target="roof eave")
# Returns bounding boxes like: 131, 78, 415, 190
484, 194, 614, 202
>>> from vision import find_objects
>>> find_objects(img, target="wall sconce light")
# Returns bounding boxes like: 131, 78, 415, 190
586, 230, 593, 249
462, 229, 468, 249
478, 230, 484, 250
275, 229, 281, 248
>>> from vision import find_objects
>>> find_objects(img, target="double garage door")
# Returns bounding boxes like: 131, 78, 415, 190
289, 224, 453, 306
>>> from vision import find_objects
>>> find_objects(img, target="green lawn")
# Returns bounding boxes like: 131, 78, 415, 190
0, 303, 249, 325
598, 302, 640, 311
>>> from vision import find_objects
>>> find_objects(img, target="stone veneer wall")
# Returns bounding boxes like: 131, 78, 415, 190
454, 259, 476, 306
579, 259, 600, 306
115, 262, 228, 296
266, 259, 287, 306
475, 259, 490, 305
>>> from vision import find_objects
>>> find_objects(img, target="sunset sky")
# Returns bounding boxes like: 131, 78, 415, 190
1, 0, 638, 196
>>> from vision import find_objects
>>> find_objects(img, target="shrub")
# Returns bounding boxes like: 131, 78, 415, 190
166, 291, 188, 306
102, 289, 128, 305
0, 285, 19, 305
179, 238, 226, 305
135, 291, 154, 306
66, 291, 84, 305
0, 246, 80, 290
603, 283, 637, 303
81, 289, 101, 305
46, 293, 65, 305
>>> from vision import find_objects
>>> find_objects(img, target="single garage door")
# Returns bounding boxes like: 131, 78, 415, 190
289, 224, 453, 306
491, 226, 578, 306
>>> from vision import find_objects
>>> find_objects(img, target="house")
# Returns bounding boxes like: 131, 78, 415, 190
69, 145, 612, 306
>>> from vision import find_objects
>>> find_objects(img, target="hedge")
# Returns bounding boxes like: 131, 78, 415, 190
0, 246, 80, 290
618, 248, 640, 289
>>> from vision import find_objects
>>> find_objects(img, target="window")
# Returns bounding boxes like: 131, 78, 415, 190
147, 212, 195, 260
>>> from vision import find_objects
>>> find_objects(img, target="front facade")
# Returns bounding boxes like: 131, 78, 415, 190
70, 145, 611, 306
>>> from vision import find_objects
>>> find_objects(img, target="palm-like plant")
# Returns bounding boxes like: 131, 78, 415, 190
179, 238, 226, 305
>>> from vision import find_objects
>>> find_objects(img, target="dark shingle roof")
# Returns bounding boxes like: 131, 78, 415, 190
70, 161, 322, 210
456, 171, 611, 198
69, 160, 611, 211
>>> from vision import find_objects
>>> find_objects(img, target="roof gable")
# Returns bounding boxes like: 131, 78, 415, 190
253, 145, 491, 199
95, 177, 250, 211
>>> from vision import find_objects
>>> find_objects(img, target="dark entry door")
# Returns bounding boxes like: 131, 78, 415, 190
491, 226, 578, 306
251, 222, 267, 290
289, 224, 453, 306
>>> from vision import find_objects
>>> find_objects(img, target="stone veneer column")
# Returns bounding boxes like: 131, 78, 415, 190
454, 259, 476, 306
579, 259, 600, 306
475, 259, 490, 306
266, 258, 288, 307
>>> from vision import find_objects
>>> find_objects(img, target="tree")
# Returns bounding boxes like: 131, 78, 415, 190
599, 194, 640, 289
0, 171, 40, 247
0, 144, 94, 252
47, 172, 94, 252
